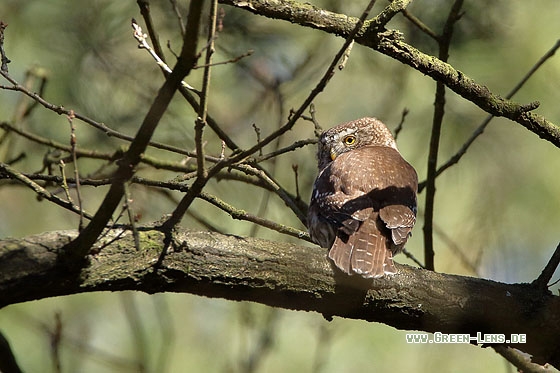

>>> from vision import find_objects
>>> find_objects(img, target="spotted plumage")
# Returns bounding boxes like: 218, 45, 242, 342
308, 117, 418, 278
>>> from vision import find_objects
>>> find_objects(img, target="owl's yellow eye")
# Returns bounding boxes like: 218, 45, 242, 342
343, 135, 356, 146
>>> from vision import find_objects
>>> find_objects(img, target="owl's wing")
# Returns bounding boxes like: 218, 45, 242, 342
379, 205, 416, 245
310, 146, 417, 277
309, 166, 369, 234
338, 146, 417, 247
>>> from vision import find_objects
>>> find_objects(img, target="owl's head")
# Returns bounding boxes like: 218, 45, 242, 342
317, 117, 397, 169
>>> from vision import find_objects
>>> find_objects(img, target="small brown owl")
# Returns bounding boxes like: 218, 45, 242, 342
308, 117, 418, 278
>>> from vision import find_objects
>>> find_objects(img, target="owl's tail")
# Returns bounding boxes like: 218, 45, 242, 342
328, 218, 397, 278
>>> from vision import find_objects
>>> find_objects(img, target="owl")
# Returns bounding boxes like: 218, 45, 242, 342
308, 117, 418, 278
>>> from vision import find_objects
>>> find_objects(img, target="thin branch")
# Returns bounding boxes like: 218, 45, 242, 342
134, 10, 239, 151
418, 38, 560, 192
123, 183, 141, 251
532, 242, 560, 290
58, 160, 74, 204
401, 8, 439, 41
193, 49, 253, 69
493, 345, 549, 373
162, 0, 379, 231
219, 0, 560, 148
200, 190, 311, 241
195, 0, 218, 179
63, 1, 205, 265
66, 111, 84, 231
137, 0, 167, 60
0, 121, 232, 175
0, 121, 112, 161
423, 0, 463, 271
168, 0, 186, 37
131, 19, 200, 95
224, 0, 380, 167
162, 1, 219, 234
237, 163, 307, 225
402, 248, 424, 269
0, 21, 10, 73
0, 73, 208, 158
254, 138, 316, 163
0, 162, 94, 220
393, 107, 409, 140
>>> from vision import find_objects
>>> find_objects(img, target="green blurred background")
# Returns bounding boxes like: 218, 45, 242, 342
1, 0, 559, 372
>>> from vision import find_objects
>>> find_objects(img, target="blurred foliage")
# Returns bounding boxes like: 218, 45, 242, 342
0, 0, 559, 372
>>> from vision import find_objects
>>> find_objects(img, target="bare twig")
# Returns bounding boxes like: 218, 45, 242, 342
401, 9, 439, 41
532, 242, 560, 290
252, 123, 263, 156
370, 0, 414, 28
63, 0, 205, 265
418, 39, 560, 192
254, 138, 316, 163
393, 107, 409, 140
236, 163, 307, 225
168, 0, 186, 36
0, 162, 94, 219
132, 19, 200, 95
58, 160, 74, 203
193, 49, 253, 69
0, 21, 10, 73
402, 248, 425, 269
137, 0, 167, 60
135, 9, 239, 151
67, 111, 84, 231
194, 0, 218, 179
123, 183, 141, 251
423, 0, 463, 271
0, 73, 205, 158
219, 0, 560, 147
0, 121, 229, 173
224, 0, 379, 166
199, 191, 310, 241
292, 164, 300, 201
338, 40, 354, 70
162, 0, 379, 232
493, 346, 549, 373
161, 1, 219, 231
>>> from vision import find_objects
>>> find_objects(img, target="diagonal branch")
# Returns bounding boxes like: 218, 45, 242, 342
532, 242, 560, 290
62, 0, 205, 265
218, 0, 560, 148
161, 0, 379, 231
418, 39, 560, 193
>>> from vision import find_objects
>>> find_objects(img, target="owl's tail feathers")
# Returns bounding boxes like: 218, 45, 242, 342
328, 237, 353, 275
328, 219, 397, 278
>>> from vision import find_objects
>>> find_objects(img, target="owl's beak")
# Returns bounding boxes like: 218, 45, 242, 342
330, 149, 338, 161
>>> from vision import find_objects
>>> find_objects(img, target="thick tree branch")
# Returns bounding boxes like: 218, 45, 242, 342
219, 0, 560, 147
0, 229, 558, 367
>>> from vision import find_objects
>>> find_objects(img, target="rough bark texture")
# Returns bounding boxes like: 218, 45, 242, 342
0, 229, 558, 366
